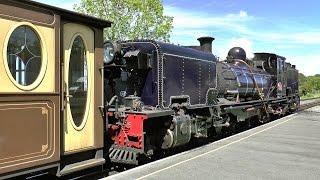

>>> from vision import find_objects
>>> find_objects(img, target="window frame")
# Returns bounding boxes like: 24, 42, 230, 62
3, 22, 48, 91
68, 34, 89, 130
66, 33, 91, 131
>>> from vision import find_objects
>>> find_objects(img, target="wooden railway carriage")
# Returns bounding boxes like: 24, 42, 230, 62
0, 0, 110, 178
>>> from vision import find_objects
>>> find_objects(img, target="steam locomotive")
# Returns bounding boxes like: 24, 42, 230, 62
0, 1, 299, 178
104, 38, 299, 165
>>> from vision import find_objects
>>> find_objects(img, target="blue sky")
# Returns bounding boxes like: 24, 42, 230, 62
37, 0, 320, 75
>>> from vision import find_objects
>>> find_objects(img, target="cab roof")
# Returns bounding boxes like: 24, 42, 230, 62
11, 0, 112, 28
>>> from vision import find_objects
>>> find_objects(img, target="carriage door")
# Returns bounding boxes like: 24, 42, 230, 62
63, 23, 95, 153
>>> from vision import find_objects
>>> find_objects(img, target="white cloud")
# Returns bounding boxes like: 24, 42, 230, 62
214, 39, 320, 76
239, 10, 248, 18
164, 5, 320, 75
263, 31, 320, 45
165, 5, 320, 46
165, 6, 255, 50
214, 37, 254, 60
165, 6, 253, 30
287, 54, 320, 76
227, 38, 254, 58
35, 0, 79, 11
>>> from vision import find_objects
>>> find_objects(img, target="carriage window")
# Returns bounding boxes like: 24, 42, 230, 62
68, 36, 88, 128
7, 25, 42, 86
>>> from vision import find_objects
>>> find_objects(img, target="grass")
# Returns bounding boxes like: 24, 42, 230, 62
300, 92, 320, 100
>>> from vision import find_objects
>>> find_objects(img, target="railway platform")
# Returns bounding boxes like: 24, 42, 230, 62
105, 105, 320, 180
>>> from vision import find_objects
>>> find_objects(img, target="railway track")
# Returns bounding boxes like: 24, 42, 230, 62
299, 98, 320, 110
78, 98, 320, 179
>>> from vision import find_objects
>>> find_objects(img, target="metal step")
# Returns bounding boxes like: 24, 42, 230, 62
109, 146, 139, 165
58, 158, 105, 176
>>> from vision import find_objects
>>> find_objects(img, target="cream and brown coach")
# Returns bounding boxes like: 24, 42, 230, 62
0, 0, 111, 178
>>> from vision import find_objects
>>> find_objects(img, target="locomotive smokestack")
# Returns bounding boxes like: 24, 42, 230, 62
197, 36, 215, 53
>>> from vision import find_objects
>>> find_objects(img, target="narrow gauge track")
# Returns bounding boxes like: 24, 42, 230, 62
299, 98, 320, 110
103, 98, 320, 178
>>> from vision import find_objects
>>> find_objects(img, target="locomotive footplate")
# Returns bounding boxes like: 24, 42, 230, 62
109, 145, 143, 165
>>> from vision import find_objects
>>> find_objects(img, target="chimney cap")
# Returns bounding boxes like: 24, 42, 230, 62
197, 36, 215, 53
197, 36, 215, 42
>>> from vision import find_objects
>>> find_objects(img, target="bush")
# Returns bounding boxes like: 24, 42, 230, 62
299, 73, 320, 99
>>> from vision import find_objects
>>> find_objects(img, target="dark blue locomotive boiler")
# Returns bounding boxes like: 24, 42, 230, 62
104, 37, 300, 165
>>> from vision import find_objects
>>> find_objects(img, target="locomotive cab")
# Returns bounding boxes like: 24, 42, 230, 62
253, 53, 299, 111
253, 53, 289, 98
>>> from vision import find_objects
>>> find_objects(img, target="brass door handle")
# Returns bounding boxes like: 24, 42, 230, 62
65, 94, 73, 98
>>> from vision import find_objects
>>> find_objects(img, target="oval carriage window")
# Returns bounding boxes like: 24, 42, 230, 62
7, 25, 42, 86
68, 36, 88, 128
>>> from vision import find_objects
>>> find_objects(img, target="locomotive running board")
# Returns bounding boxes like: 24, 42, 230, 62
57, 158, 105, 176
57, 150, 105, 176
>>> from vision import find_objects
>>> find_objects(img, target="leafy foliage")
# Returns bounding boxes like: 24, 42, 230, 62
74, 0, 173, 41
299, 73, 320, 99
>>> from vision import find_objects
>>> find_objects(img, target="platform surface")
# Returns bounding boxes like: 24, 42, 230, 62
105, 106, 320, 180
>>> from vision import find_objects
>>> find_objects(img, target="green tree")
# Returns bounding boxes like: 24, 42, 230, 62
74, 0, 173, 42
299, 72, 320, 97
298, 73, 306, 84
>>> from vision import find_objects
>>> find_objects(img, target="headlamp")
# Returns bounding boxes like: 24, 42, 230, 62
103, 41, 116, 64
